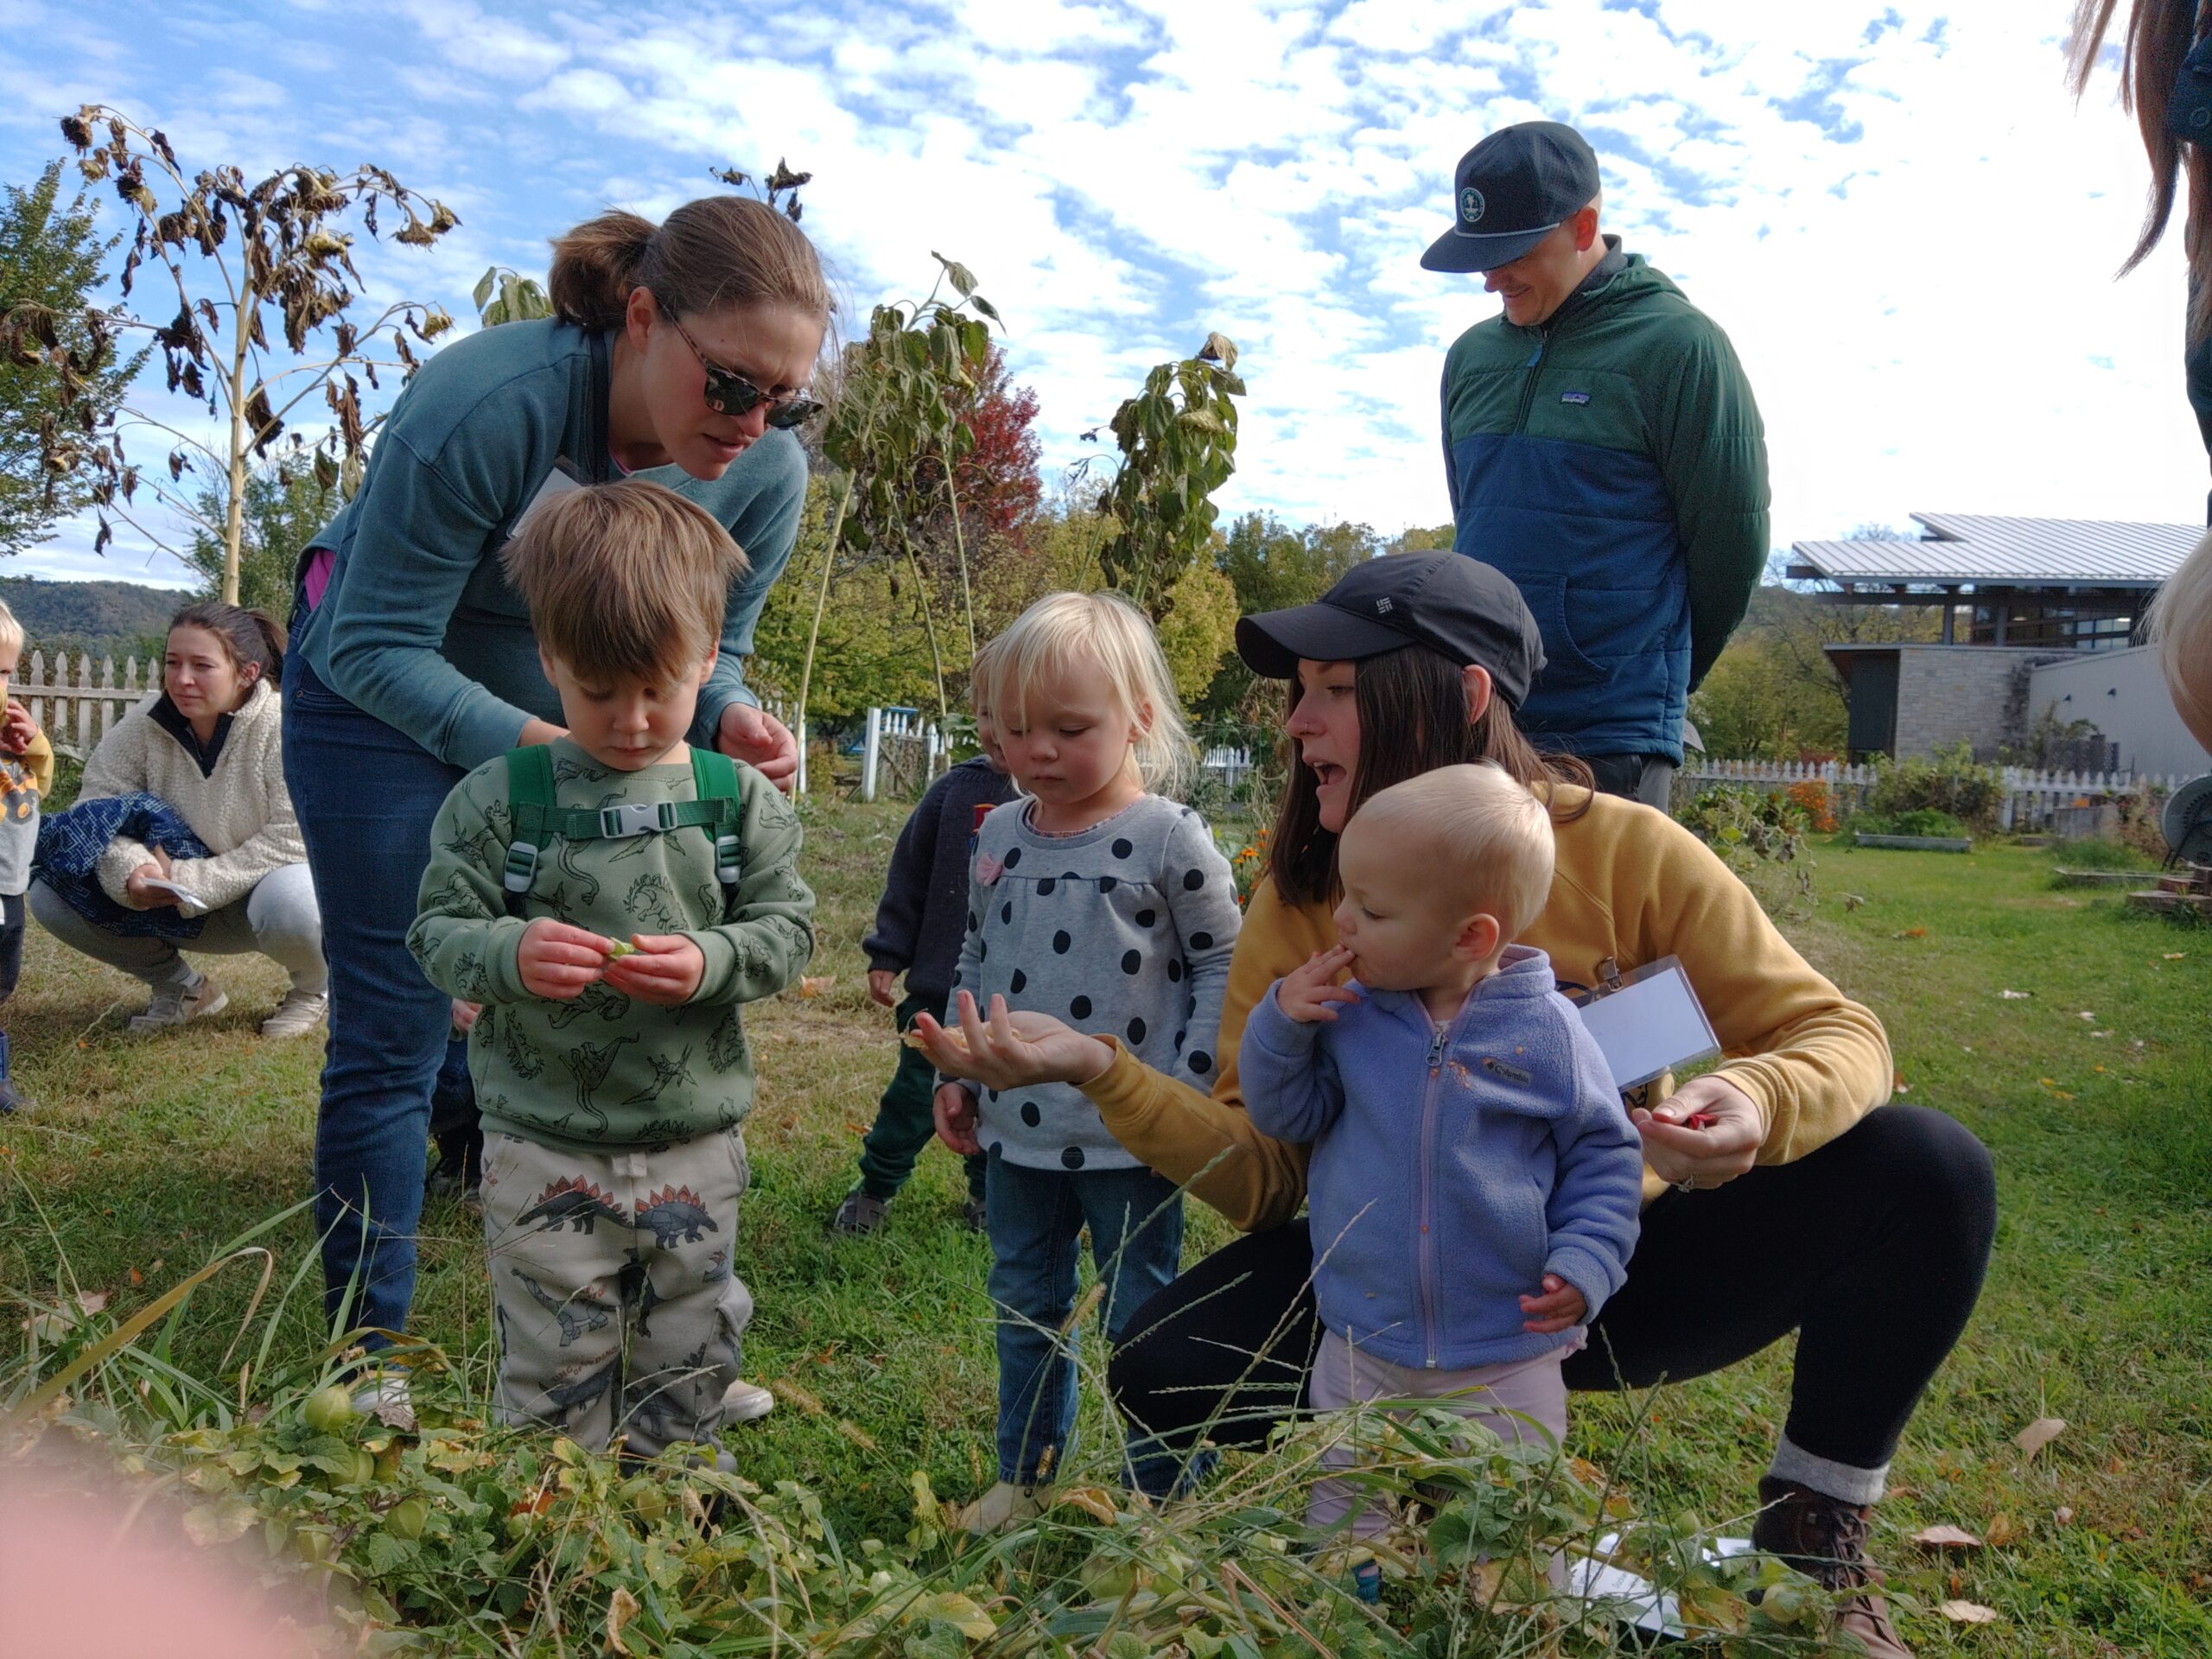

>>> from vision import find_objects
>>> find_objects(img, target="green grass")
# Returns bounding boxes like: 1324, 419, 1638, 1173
3, 814, 2209, 1653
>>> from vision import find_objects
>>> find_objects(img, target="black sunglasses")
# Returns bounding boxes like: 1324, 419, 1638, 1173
667, 311, 823, 429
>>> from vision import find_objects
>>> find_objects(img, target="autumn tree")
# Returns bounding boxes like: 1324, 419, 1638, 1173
1, 107, 459, 601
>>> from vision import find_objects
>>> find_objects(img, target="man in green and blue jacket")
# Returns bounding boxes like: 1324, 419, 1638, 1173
1426, 122, 1770, 807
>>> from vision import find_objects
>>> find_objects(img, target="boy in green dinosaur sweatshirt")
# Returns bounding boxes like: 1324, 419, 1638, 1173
408, 480, 815, 1459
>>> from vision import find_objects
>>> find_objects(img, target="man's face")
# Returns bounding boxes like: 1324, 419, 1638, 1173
1483, 209, 1599, 327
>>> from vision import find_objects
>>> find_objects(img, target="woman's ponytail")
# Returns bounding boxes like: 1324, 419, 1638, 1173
544, 199, 831, 334
547, 210, 659, 332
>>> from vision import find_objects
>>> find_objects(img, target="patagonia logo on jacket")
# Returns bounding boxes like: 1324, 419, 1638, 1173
1559, 390, 1591, 405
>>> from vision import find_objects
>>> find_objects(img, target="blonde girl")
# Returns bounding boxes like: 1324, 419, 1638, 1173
921, 591, 1241, 1526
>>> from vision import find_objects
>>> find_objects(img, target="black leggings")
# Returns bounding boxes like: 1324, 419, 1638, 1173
1108, 1106, 1997, 1476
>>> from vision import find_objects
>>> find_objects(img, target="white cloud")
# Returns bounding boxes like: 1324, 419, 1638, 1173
0, 0, 2201, 594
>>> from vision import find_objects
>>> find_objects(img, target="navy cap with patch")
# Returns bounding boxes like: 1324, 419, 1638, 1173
1235, 551, 1547, 710
1420, 121, 1602, 274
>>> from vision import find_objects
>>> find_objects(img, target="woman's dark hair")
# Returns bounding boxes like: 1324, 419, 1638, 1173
547, 198, 833, 334
1267, 644, 1593, 907
168, 601, 285, 690
2069, 0, 2211, 338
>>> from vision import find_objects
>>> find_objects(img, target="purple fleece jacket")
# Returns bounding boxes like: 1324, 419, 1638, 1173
1241, 944, 1643, 1371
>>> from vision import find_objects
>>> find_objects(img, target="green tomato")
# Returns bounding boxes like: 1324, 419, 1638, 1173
605, 939, 637, 959
293, 1527, 334, 1567
385, 1497, 429, 1541
302, 1385, 356, 1433
339, 1447, 378, 1487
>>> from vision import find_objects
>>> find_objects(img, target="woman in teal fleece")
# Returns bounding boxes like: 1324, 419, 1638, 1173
283, 196, 831, 1350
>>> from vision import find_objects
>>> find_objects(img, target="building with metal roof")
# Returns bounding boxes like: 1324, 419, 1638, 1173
1789, 512, 2196, 648
1786, 512, 2203, 764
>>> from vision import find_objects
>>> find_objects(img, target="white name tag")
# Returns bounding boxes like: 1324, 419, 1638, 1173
1564, 956, 1720, 1091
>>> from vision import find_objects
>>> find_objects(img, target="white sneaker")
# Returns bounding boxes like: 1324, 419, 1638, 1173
128, 974, 228, 1034
260, 988, 328, 1039
955, 1479, 1049, 1534
350, 1372, 416, 1432
721, 1378, 776, 1423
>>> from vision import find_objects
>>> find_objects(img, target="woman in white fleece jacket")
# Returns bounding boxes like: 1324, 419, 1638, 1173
29, 603, 326, 1038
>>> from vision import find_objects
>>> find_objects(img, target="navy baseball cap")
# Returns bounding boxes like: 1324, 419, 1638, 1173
1420, 121, 1601, 274
1235, 552, 1547, 710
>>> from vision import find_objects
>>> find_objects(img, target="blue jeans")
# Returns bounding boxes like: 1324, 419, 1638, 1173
984, 1147, 1185, 1495
283, 654, 464, 1340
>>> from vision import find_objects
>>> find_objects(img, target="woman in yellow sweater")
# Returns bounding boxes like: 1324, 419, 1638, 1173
917, 553, 1994, 1657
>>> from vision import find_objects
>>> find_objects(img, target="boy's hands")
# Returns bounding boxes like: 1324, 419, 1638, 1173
517, 918, 615, 1000
933, 1081, 981, 1155
1275, 944, 1360, 1023
1519, 1274, 1587, 1335
1, 700, 38, 755
601, 933, 706, 1006
868, 968, 899, 1007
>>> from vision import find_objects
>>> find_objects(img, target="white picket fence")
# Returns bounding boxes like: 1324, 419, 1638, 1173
844, 719, 1262, 804
1681, 758, 2194, 832
19, 651, 160, 760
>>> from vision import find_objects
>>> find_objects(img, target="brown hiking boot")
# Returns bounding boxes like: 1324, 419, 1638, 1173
1751, 1478, 1912, 1657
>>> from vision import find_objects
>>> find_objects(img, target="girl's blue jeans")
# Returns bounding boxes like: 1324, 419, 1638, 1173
984, 1145, 1186, 1496
282, 655, 463, 1341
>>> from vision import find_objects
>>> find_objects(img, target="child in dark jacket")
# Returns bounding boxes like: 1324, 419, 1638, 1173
834, 674, 1015, 1235
1241, 763, 1643, 1562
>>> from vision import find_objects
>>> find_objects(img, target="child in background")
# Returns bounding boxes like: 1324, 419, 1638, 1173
835, 647, 1015, 1235
1239, 764, 1643, 1589
924, 591, 1243, 1528
0, 602, 53, 1114
408, 480, 815, 1459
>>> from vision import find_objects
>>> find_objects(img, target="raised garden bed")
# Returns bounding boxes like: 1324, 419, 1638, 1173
1856, 832, 1973, 852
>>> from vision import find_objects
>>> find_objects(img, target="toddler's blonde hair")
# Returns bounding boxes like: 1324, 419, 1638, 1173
1347, 762, 1555, 940
0, 600, 21, 659
2148, 528, 2212, 753
977, 591, 1193, 798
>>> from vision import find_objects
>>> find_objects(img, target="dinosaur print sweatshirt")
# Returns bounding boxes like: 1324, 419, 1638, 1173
408, 737, 816, 1156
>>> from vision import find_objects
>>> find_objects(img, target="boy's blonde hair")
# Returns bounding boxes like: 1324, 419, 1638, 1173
501, 479, 747, 683
0, 600, 21, 659
2148, 528, 2212, 754
1348, 762, 1555, 939
977, 591, 1193, 798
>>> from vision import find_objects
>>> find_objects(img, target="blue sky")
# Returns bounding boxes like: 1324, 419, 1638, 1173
0, 0, 2198, 588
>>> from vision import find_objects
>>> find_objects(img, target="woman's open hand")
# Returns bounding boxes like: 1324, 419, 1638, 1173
1633, 1074, 1764, 1191
910, 989, 1114, 1092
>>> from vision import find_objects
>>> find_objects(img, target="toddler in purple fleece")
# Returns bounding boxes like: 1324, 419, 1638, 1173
1240, 764, 1643, 1546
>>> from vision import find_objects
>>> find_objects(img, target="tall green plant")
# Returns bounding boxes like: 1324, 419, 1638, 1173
804, 253, 998, 733
1, 106, 459, 602
1086, 333, 1244, 618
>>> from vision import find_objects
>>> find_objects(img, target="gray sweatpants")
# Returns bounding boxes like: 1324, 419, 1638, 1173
1306, 1328, 1573, 1539
480, 1127, 754, 1459
28, 864, 327, 995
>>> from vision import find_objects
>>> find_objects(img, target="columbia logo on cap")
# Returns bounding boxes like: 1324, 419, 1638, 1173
1374, 596, 1395, 614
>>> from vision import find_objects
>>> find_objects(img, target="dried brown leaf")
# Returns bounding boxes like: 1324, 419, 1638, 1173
2015, 1417, 2066, 1460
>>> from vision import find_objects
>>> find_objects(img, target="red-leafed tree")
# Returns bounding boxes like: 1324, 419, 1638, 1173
944, 344, 1040, 549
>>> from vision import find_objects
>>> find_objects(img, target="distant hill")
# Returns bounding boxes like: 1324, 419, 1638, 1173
0, 575, 191, 658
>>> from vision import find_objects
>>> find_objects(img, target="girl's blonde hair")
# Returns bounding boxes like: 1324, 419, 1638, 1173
0, 600, 21, 658
977, 591, 1194, 798
2147, 526, 2212, 753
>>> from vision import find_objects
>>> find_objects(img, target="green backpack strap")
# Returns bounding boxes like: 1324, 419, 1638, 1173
690, 747, 744, 888
501, 744, 557, 918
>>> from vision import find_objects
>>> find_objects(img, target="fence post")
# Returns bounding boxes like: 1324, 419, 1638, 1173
861, 706, 883, 803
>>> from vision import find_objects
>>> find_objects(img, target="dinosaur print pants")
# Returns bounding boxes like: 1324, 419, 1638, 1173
480, 1128, 753, 1458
